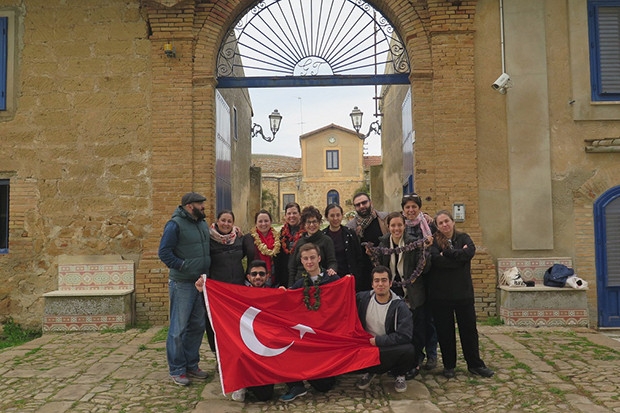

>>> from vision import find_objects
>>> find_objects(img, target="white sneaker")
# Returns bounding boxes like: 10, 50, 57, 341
232, 388, 246, 402
394, 375, 407, 393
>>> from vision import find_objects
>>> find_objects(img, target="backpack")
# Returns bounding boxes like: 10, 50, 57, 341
543, 264, 574, 288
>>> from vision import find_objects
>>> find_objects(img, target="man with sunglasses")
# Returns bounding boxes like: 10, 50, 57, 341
346, 192, 388, 291
197, 260, 276, 402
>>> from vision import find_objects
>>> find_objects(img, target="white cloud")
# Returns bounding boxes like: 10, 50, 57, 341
249, 85, 382, 157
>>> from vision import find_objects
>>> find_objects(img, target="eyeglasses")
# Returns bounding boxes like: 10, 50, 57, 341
404, 194, 420, 200
354, 199, 369, 207
250, 271, 267, 277
305, 220, 319, 226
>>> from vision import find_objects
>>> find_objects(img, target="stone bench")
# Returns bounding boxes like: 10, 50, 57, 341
43, 255, 135, 332
497, 257, 589, 327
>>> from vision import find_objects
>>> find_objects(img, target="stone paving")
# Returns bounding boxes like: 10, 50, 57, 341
1, 325, 620, 413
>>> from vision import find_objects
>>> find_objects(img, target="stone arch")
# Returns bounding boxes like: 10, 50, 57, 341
139, 0, 491, 324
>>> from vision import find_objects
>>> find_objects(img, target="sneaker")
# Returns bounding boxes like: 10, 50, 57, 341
232, 388, 246, 402
404, 367, 419, 380
468, 366, 494, 378
171, 374, 190, 386
424, 357, 437, 370
279, 385, 307, 402
187, 368, 209, 380
394, 375, 407, 393
442, 368, 456, 379
356, 372, 376, 390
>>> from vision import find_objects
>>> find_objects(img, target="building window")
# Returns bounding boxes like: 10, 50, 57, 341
326, 150, 339, 170
327, 190, 339, 206
0, 10, 16, 116
0, 180, 8, 253
1, 16, 8, 111
588, 1, 620, 101
283, 193, 295, 209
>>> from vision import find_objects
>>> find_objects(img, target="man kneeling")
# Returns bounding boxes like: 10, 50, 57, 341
356, 265, 415, 393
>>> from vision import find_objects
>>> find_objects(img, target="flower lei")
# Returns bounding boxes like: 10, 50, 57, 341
301, 272, 321, 311
280, 224, 305, 255
363, 239, 430, 287
251, 227, 281, 257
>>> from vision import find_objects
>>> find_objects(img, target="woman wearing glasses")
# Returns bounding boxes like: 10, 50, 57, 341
287, 206, 337, 287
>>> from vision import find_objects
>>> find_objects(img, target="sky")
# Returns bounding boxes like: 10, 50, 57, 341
249, 86, 383, 157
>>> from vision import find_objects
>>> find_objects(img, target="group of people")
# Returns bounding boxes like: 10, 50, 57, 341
157, 190, 494, 403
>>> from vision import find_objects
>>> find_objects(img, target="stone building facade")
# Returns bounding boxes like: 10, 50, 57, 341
2, 0, 617, 329
253, 124, 374, 223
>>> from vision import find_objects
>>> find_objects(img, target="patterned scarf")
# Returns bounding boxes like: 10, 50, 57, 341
209, 223, 238, 245
354, 208, 378, 238
280, 224, 305, 254
405, 213, 433, 239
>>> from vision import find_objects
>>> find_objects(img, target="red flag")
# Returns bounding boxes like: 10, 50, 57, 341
204, 276, 380, 394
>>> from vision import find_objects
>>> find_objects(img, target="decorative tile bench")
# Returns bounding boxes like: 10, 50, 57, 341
497, 257, 589, 327
43, 255, 135, 332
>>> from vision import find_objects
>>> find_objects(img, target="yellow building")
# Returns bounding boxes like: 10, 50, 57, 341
253, 124, 380, 223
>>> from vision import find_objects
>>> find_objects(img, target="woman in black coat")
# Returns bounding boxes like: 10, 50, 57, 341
427, 210, 493, 379
322, 203, 364, 291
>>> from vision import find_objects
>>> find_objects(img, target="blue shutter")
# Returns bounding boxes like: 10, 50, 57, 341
606, 196, 620, 286
589, 2, 620, 101
0, 17, 8, 111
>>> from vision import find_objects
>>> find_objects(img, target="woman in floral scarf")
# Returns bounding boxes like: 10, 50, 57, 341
242, 209, 281, 287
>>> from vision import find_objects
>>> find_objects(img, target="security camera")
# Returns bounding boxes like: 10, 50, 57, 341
492, 73, 510, 93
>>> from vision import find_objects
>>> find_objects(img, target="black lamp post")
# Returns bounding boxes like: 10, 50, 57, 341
251, 109, 282, 142
349, 106, 381, 140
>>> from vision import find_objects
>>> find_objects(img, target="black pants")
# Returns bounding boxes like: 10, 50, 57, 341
430, 300, 486, 370
411, 306, 427, 368
248, 384, 274, 401
286, 376, 336, 393
366, 343, 415, 376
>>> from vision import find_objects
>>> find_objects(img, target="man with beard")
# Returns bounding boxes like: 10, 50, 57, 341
346, 192, 388, 291
159, 192, 211, 386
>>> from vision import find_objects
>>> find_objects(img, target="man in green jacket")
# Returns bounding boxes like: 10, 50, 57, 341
158, 192, 211, 386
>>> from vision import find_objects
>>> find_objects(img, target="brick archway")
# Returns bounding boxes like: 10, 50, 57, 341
138, 0, 494, 325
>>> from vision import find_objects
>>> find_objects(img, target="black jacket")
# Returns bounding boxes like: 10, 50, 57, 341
356, 290, 413, 347
288, 231, 337, 287
377, 232, 429, 309
427, 231, 476, 304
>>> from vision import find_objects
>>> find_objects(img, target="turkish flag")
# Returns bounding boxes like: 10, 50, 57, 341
204, 276, 380, 394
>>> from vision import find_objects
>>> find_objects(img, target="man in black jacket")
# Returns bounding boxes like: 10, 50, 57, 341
355, 265, 415, 393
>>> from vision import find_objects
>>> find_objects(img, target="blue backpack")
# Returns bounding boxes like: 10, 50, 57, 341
543, 264, 574, 288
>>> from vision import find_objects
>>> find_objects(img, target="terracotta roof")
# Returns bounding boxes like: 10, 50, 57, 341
251, 154, 302, 173
363, 155, 382, 167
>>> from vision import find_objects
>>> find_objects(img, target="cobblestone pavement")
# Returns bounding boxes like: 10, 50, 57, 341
1, 326, 620, 413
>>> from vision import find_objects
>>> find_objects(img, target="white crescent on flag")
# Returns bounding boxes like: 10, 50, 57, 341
239, 306, 316, 357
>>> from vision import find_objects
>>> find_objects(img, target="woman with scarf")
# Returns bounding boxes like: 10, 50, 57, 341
274, 202, 305, 287
322, 203, 364, 291
287, 206, 337, 287
401, 194, 438, 371
204, 209, 245, 352
243, 209, 281, 287
427, 210, 493, 379
377, 211, 430, 380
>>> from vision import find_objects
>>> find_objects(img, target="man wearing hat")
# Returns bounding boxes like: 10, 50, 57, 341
158, 192, 211, 386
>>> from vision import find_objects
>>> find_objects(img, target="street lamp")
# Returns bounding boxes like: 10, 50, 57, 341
251, 109, 282, 142
349, 106, 381, 140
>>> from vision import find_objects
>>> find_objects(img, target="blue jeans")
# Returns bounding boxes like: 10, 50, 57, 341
166, 279, 206, 376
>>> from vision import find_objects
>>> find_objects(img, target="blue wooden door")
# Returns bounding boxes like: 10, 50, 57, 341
595, 186, 620, 327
